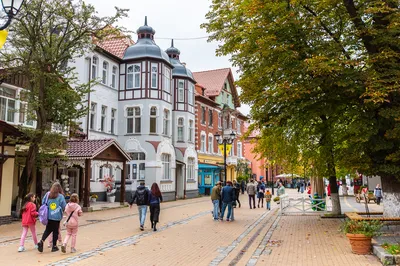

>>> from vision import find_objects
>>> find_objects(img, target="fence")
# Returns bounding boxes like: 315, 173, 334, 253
280, 194, 326, 215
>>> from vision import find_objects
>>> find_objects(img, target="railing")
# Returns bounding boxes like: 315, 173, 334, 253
280, 194, 326, 215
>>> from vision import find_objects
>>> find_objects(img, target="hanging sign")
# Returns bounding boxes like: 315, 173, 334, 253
218, 144, 232, 155
0, 30, 8, 49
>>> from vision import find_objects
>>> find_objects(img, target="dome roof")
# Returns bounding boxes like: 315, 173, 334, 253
123, 17, 171, 65
166, 39, 195, 82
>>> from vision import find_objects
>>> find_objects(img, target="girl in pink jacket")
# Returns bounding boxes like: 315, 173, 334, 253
61, 193, 82, 253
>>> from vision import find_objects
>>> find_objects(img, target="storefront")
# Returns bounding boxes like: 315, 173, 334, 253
198, 163, 221, 195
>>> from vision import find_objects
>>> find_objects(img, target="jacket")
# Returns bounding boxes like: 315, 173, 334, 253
149, 192, 163, 205
221, 186, 236, 203
374, 188, 382, 198
265, 192, 272, 202
22, 202, 38, 226
130, 185, 149, 206
64, 202, 83, 228
277, 186, 285, 196
246, 182, 256, 195
211, 186, 221, 201
44, 193, 66, 221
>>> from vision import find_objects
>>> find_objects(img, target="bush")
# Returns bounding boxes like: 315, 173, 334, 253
341, 219, 382, 238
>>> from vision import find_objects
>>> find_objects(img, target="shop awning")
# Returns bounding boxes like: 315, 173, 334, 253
198, 163, 221, 169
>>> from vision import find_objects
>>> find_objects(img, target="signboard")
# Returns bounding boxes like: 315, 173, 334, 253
218, 144, 232, 155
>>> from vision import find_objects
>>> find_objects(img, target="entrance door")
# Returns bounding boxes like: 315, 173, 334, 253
176, 164, 185, 199
67, 169, 79, 194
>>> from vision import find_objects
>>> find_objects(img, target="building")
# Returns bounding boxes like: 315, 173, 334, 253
243, 122, 266, 181
192, 68, 246, 194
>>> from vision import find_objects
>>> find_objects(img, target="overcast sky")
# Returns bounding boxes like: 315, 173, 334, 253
84, 0, 250, 116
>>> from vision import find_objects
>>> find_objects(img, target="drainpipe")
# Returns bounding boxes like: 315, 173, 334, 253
85, 57, 92, 139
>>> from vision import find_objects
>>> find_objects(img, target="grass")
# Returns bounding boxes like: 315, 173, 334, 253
382, 242, 400, 255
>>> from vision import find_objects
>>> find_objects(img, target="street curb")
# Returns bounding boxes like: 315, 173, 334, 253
373, 244, 400, 265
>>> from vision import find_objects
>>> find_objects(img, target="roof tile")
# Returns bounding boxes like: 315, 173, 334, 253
192, 68, 231, 96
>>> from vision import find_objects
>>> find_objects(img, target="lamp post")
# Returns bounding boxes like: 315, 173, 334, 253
0, 0, 25, 30
214, 131, 236, 185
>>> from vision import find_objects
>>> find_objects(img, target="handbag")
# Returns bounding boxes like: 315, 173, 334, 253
63, 208, 76, 227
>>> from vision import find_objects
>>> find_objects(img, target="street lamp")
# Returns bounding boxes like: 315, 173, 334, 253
0, 0, 24, 30
215, 130, 236, 185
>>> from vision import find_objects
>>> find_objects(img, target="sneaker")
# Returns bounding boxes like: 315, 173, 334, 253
18, 246, 25, 252
34, 245, 38, 249
140, 225, 144, 231
37, 241, 43, 253
61, 245, 66, 253
226, 219, 230, 222
58, 240, 63, 246
51, 246, 59, 252
71, 248, 76, 253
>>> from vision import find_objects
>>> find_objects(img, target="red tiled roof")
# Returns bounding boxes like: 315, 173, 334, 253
67, 139, 131, 160
192, 68, 231, 96
95, 35, 134, 59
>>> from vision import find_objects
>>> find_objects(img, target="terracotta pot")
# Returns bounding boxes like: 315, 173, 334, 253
346, 233, 372, 255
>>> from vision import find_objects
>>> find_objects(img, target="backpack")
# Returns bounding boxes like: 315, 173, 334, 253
38, 192, 49, 225
136, 189, 147, 205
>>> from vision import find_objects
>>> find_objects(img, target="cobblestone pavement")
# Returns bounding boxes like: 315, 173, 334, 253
0, 190, 382, 266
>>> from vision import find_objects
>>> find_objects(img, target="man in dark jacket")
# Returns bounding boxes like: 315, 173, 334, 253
220, 181, 236, 221
129, 182, 149, 231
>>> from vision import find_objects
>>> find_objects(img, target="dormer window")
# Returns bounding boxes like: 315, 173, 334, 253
127, 64, 141, 89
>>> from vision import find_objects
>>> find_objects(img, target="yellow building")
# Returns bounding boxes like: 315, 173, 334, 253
0, 121, 21, 225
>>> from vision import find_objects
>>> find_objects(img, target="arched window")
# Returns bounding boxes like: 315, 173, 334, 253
91, 56, 98, 79
208, 135, 213, 153
150, 106, 157, 133
102, 61, 109, 85
177, 118, 184, 141
200, 134, 206, 152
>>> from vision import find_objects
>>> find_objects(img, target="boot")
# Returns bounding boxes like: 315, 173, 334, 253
153, 222, 157, 232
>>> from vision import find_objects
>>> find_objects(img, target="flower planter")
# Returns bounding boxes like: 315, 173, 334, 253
346, 233, 372, 255
90, 198, 97, 203
107, 195, 116, 203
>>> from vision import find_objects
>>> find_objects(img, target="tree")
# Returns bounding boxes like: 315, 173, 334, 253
202, 0, 400, 216
235, 158, 251, 182
0, 0, 127, 206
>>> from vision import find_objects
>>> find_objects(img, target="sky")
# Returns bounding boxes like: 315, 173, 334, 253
84, 0, 251, 116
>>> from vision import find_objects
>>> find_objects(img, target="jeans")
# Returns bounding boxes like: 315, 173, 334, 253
376, 197, 382, 205
137, 205, 148, 226
266, 201, 271, 210
221, 202, 232, 220
20, 225, 38, 246
249, 195, 256, 208
212, 200, 219, 220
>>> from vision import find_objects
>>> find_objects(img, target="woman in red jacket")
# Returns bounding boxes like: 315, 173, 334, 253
18, 193, 39, 252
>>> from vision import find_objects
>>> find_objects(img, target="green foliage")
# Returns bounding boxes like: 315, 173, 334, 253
235, 159, 251, 180
341, 219, 382, 238
382, 243, 400, 255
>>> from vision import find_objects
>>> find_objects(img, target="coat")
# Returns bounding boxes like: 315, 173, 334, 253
221, 186, 236, 203
64, 202, 83, 228
211, 186, 221, 201
246, 183, 256, 195
21, 202, 38, 226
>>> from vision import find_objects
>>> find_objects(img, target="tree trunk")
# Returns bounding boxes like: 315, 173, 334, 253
17, 143, 39, 200
381, 176, 400, 217
311, 176, 324, 197
327, 152, 341, 215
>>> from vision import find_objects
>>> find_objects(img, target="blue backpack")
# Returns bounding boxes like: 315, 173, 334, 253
38, 192, 49, 225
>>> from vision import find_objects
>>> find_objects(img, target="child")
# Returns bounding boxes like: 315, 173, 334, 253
61, 193, 82, 253
19, 193, 38, 252
265, 189, 272, 210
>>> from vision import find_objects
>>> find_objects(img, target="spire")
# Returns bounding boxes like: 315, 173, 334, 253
136, 16, 155, 39
166, 39, 180, 59
144, 16, 147, 26
171, 39, 174, 47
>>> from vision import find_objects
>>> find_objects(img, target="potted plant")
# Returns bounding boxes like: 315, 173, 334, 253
342, 219, 382, 255
101, 175, 116, 203
90, 194, 98, 203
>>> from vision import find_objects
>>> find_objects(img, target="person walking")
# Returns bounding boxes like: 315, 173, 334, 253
257, 181, 266, 208
211, 182, 222, 221
265, 189, 272, 210
129, 181, 150, 231
297, 182, 300, 193
37, 182, 66, 253
300, 182, 305, 193
18, 193, 39, 252
233, 180, 241, 208
277, 182, 285, 196
246, 179, 256, 209
374, 184, 383, 205
220, 181, 236, 221
241, 180, 246, 194
149, 183, 163, 231
61, 193, 83, 253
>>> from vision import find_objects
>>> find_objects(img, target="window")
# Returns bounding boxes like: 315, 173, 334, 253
188, 83, 194, 105
208, 109, 213, 126
229, 142, 235, 156
151, 63, 158, 88
102, 61, 108, 85
237, 120, 241, 134
99, 166, 103, 181
162, 154, 171, 180
237, 142, 242, 158
130, 152, 146, 160
128, 153, 146, 180
111, 109, 116, 134
112, 66, 117, 88
187, 158, 195, 180
200, 134, 206, 152
188, 120, 194, 142
101, 105, 107, 132
227, 94, 230, 104
178, 80, 184, 102
164, 67, 171, 93
91, 57, 98, 79
218, 113, 222, 128
221, 92, 225, 103
177, 118, 184, 141
127, 107, 141, 133
208, 136, 213, 153
163, 109, 170, 135
90, 102, 96, 130
127, 64, 141, 88
201, 106, 206, 124
150, 107, 157, 133
0, 92, 15, 123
